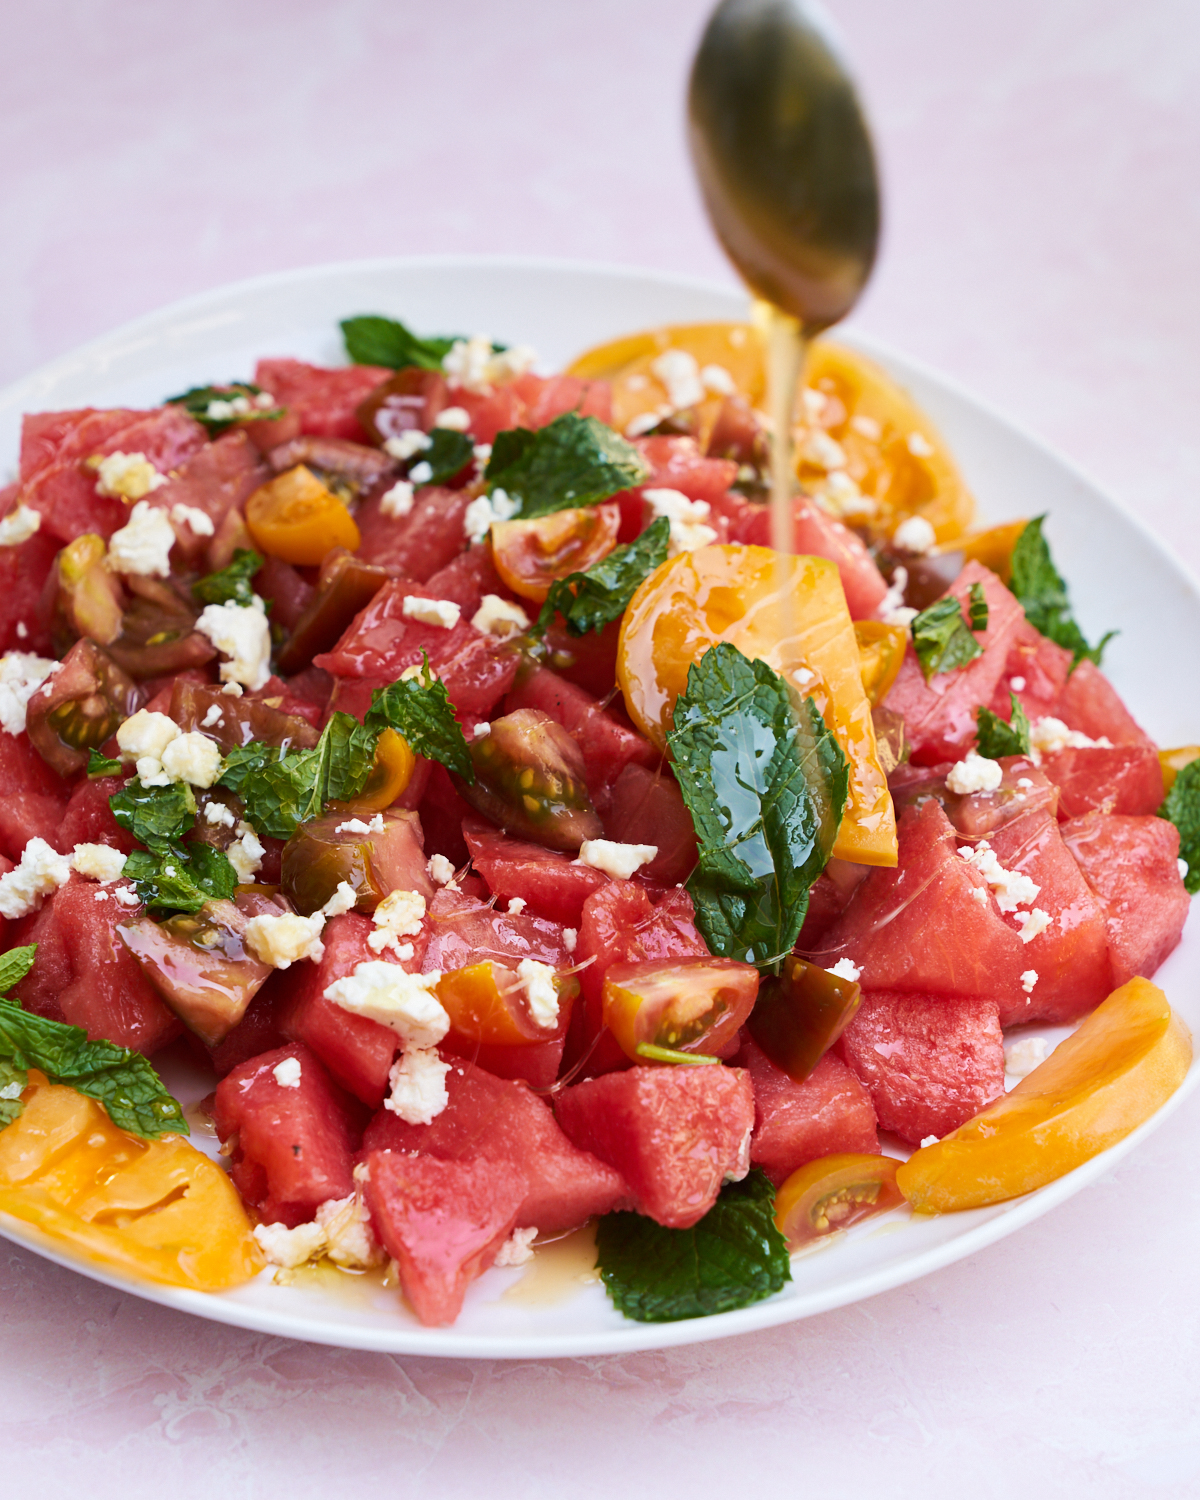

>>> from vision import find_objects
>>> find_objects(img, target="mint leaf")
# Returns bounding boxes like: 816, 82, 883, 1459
0, 1058, 27, 1128
911, 596, 983, 680
87, 748, 123, 779
340, 314, 459, 372
967, 580, 989, 631
110, 781, 195, 850
595, 1169, 790, 1322
234, 712, 378, 840
415, 428, 474, 486
975, 693, 1031, 759
165, 383, 283, 435
0, 997, 187, 1139
0, 945, 37, 997
217, 742, 284, 795
536, 516, 670, 637
484, 413, 650, 519
668, 643, 847, 971
1160, 759, 1200, 895
193, 549, 264, 608
364, 663, 474, 782
123, 842, 238, 913
313, 712, 378, 807
1010, 516, 1116, 669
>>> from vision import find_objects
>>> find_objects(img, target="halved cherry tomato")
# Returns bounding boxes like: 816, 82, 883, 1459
854, 620, 908, 708
958, 520, 1028, 584
775, 1153, 904, 1248
1159, 746, 1200, 795
245, 464, 361, 565
330, 728, 416, 815
0, 1075, 263, 1291
491, 505, 622, 603
436, 960, 575, 1045
896, 978, 1193, 1214
617, 544, 897, 866
602, 956, 759, 1064
747, 955, 862, 1083
459, 708, 602, 852
55, 532, 124, 646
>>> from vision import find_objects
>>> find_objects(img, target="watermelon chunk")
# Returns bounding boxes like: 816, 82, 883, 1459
736, 1037, 879, 1185
1052, 659, 1153, 747
0, 793, 68, 860
837, 990, 1005, 1145
988, 618, 1072, 723
421, 886, 571, 973
362, 1058, 627, 1232
888, 755, 1059, 842
600, 762, 699, 886
362, 1150, 524, 1326
1041, 745, 1164, 819
882, 562, 1026, 764
731, 496, 888, 620
422, 543, 510, 617
213, 1042, 360, 1226
209, 974, 289, 1076
463, 815, 608, 924
1061, 812, 1190, 985
635, 435, 738, 505
2, 730, 74, 800
58, 775, 136, 853
355, 486, 472, 581
254, 359, 391, 444
11, 897, 72, 1023
0, 516, 58, 655
511, 371, 612, 430
554, 1063, 755, 1229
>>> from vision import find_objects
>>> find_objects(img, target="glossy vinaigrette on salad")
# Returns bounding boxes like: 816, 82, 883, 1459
0, 313, 1192, 1326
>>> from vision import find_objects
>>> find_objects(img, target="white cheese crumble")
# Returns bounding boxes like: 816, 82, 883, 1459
116, 709, 181, 786
801, 429, 848, 471
892, 515, 937, 555
517, 958, 560, 1028
384, 1047, 451, 1125
324, 962, 449, 1047
650, 349, 705, 411
1010, 676, 1027, 693
625, 411, 667, 439
383, 430, 432, 462
335, 814, 385, 836
112, 885, 140, 907
401, 594, 461, 630
1016, 777, 1034, 789
507, 896, 526, 915
107, 500, 176, 577
380, 479, 415, 519
820, 469, 877, 520
1004, 1035, 1051, 1080
473, 443, 492, 464
920, 1135, 940, 1149
642, 487, 717, 554
0, 653, 59, 735
957, 841, 1041, 913
907, 432, 935, 458
201, 703, 224, 729
463, 487, 519, 543
876, 566, 917, 629
494, 1226, 538, 1267
204, 800, 236, 828
70, 843, 127, 883
946, 752, 1003, 796
0, 838, 72, 919
434, 406, 471, 431
273, 1056, 302, 1088
226, 822, 266, 883
244, 910, 326, 968
473, 722, 491, 739
316, 1193, 384, 1269
850, 413, 882, 441
471, 594, 530, 638
575, 839, 658, 880
700, 363, 736, 396
195, 596, 272, 690
562, 927, 577, 954
1179, 858, 1189, 882
170, 503, 215, 537
322, 881, 359, 918
368, 888, 427, 954
827, 958, 862, 983
442, 336, 536, 394
253, 1220, 328, 1270
1028, 716, 1112, 764
1020, 969, 1039, 994
427, 853, 457, 886
0, 504, 41, 547
160, 731, 223, 789
408, 461, 433, 484
1016, 908, 1051, 943
92, 451, 168, 501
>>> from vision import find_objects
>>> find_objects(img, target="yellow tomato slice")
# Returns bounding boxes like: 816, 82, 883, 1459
617, 544, 897, 865
0, 1076, 263, 1291
775, 1153, 904, 1248
1159, 746, 1200, 796
491, 505, 622, 603
246, 464, 361, 565
328, 728, 415, 816
435, 962, 573, 1046
854, 620, 908, 708
896, 978, 1193, 1214
958, 520, 1028, 584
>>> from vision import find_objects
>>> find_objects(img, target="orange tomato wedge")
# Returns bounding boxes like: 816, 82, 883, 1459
491, 505, 622, 603
854, 620, 908, 708
246, 464, 361, 565
0, 1075, 263, 1291
958, 520, 1028, 584
896, 978, 1193, 1214
774, 1153, 904, 1248
328, 727, 415, 815
435, 962, 573, 1046
602, 956, 759, 1064
617, 544, 897, 865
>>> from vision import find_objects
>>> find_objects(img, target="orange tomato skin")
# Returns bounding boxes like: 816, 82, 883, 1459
774, 1153, 904, 1248
602, 957, 759, 1063
435, 961, 575, 1047
854, 620, 908, 708
957, 520, 1028, 584
491, 505, 622, 603
328, 728, 415, 815
246, 464, 361, 565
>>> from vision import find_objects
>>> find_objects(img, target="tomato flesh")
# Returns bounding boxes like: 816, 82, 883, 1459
747, 955, 862, 1083
775, 1153, 904, 1247
491, 504, 621, 603
602, 956, 758, 1063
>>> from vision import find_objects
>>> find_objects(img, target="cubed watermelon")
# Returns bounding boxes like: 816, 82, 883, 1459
11, 896, 72, 1023
736, 1037, 879, 1184
1053, 659, 1153, 747
635, 435, 738, 505
600, 762, 699, 886
416, 762, 475, 867
837, 990, 1005, 1144
254, 359, 391, 444
463, 815, 609, 924
1041, 745, 1164, 819
988, 618, 1072, 723
554, 1063, 754, 1229
58, 775, 136, 853
1061, 812, 1190, 985
0, 793, 68, 861
355, 487, 472, 581
421, 543, 510, 617
0, 517, 58, 655
511, 371, 612, 429
421, 886, 572, 973
209, 973, 289, 1076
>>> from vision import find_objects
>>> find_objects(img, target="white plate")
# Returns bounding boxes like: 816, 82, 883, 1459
0, 255, 1195, 1358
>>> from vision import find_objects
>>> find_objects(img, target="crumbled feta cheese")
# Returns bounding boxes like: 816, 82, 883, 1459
273, 1056, 302, 1088
384, 430, 432, 462
384, 1047, 451, 1125
576, 839, 658, 880
957, 840, 1041, 912
368, 888, 427, 954
517, 958, 560, 1028
827, 958, 862, 983
820, 469, 877, 520
204, 800, 236, 828
1179, 858, 1189, 882
641, 487, 717, 553
434, 406, 471, 431
562, 927, 577, 954
315, 1193, 384, 1269
793, 667, 816, 687
1016, 907, 1051, 943
14, 623, 26, 640
70, 843, 127, 883
1010, 676, 1027, 693
160, 731, 223, 788
380, 479, 415, 519
321, 881, 359, 918
442, 336, 537, 394
112, 885, 140, 907
970, 885, 989, 906
254, 1219, 328, 1269
92, 451, 168, 501
334, 814, 385, 836
401, 594, 461, 629
907, 432, 935, 458
625, 411, 667, 439
107, 500, 176, 577
0, 838, 72, 919
170, 503, 215, 537
1004, 1035, 1051, 1080
205, 400, 237, 422
507, 896, 527, 915
254, 390, 276, 409
0, 653, 59, 735
408, 461, 433, 484
494, 1226, 538, 1267
200, 704, 224, 729
473, 443, 492, 463
850, 413, 882, 441
0, 504, 41, 547
1020, 969, 1039, 994
801, 388, 827, 420
325, 962, 448, 1047
472, 593, 530, 638
463, 487, 519, 543
221, 681, 243, 696
700, 363, 736, 396
892, 515, 936, 555
1028, 716, 1112, 763
244, 910, 326, 968
650, 349, 705, 410
427, 853, 457, 887
1016, 777, 1034, 789
946, 752, 1003, 796
920, 1135, 940, 1149
473, 722, 491, 739
876, 566, 917, 628
195, 596, 272, 690
801, 429, 847, 471
226, 822, 266, 883
116, 709, 181, 785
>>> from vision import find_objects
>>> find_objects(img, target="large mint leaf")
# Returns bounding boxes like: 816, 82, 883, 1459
364, 663, 474, 782
484, 412, 650, 519
110, 781, 195, 850
1010, 516, 1115, 669
1160, 758, 1200, 896
340, 314, 459, 371
536, 516, 670, 637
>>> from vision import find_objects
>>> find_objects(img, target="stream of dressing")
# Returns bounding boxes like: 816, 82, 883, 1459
756, 297, 808, 668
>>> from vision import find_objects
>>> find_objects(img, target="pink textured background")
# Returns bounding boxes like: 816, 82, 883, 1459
2, 0, 1199, 1493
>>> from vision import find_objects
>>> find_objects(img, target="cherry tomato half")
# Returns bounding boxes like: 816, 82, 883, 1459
246, 464, 361, 565
747, 955, 862, 1083
774, 1153, 904, 1248
491, 504, 622, 603
602, 956, 759, 1064
436, 960, 576, 1045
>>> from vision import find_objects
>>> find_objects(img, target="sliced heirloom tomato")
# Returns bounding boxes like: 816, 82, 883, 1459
245, 464, 360, 565
281, 807, 432, 914
618, 544, 896, 865
854, 620, 908, 708
24, 637, 141, 778
602, 956, 758, 1064
896, 978, 1193, 1213
490, 504, 622, 603
748, 956, 862, 1083
53, 533, 125, 647
774, 1153, 904, 1248
0, 1075, 263, 1291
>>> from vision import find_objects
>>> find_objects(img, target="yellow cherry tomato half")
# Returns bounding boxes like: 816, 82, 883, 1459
854, 620, 909, 708
246, 464, 361, 566
896, 978, 1192, 1214
0, 1075, 263, 1291
957, 520, 1029, 585
491, 504, 622, 604
774, 1153, 904, 1248
602, 956, 759, 1064
436, 961, 575, 1046
617, 544, 897, 866
1159, 746, 1200, 796
328, 727, 415, 816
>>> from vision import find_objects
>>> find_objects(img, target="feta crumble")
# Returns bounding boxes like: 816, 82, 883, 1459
321, 881, 359, 918
957, 841, 1041, 913
473, 721, 491, 739
575, 839, 658, 880
892, 515, 936, 555
700, 363, 736, 396
1016, 907, 1051, 943
380, 479, 415, 519
204, 800, 236, 828
253, 1220, 328, 1270
1179, 858, 1190, 882
1028, 716, 1112, 764
507, 896, 527, 915
226, 822, 266, 883
408, 461, 433, 484
827, 958, 862, 983
70, 843, 127, 883
195, 596, 272, 690
0, 503, 41, 547
1010, 676, 1027, 693
819, 469, 877, 520
116, 708, 182, 785
427, 853, 457, 887
517, 958, 560, 1028
494, 1226, 538, 1267
160, 731, 223, 789
316, 1193, 384, 1269
650, 348, 705, 411
335, 814, 385, 836
920, 1135, 940, 1149
946, 752, 1003, 795
244, 910, 327, 968
463, 487, 519, 543
850, 413, 882, 441
273, 1056, 302, 1088
112, 885, 140, 907
324, 962, 449, 1048
91, 450, 168, 501
876, 566, 917, 628
401, 594, 461, 630
0, 653, 59, 734
383, 430, 432, 462
107, 501, 176, 577
434, 406, 471, 431
384, 1047, 451, 1125
1004, 1035, 1051, 1080
368, 888, 427, 954
442, 336, 536, 394
201, 703, 224, 729
471, 594, 530, 638
642, 487, 717, 554
0, 838, 72, 919
170, 503, 215, 537
1020, 969, 1039, 994
562, 927, 577, 955
801, 429, 847, 471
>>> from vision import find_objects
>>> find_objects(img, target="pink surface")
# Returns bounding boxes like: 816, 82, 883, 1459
2, 0, 1200, 1493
